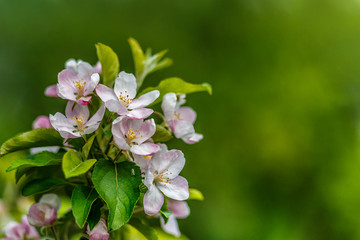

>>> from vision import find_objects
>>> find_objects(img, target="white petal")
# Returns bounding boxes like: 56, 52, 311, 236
83, 105, 105, 135
39, 194, 61, 211
157, 176, 189, 200
150, 150, 185, 179
57, 70, 78, 101
128, 90, 160, 109
143, 185, 164, 216
114, 71, 137, 99
161, 93, 177, 121
132, 119, 157, 145
183, 133, 203, 144
126, 108, 153, 120
167, 199, 190, 219
160, 215, 181, 237
130, 143, 160, 155
177, 107, 196, 124
65, 101, 90, 124
96, 84, 128, 114
83, 73, 100, 96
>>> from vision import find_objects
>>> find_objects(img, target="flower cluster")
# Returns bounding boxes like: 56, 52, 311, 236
0, 40, 210, 240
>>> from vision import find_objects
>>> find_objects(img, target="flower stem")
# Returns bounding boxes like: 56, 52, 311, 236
51, 226, 59, 240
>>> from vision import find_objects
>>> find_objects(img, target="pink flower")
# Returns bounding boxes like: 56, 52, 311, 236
141, 146, 189, 216
86, 219, 109, 240
27, 194, 61, 227
160, 200, 190, 237
1, 216, 40, 240
112, 116, 160, 155
96, 71, 159, 120
50, 101, 105, 139
161, 93, 203, 144
45, 59, 101, 100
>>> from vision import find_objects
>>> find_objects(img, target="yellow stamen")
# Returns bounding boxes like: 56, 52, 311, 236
127, 128, 138, 143
119, 90, 133, 107
144, 155, 152, 160
73, 78, 87, 96
174, 111, 181, 120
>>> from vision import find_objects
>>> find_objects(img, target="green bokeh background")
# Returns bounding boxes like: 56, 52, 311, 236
2, 0, 360, 239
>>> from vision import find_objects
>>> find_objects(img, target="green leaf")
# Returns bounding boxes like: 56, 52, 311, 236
22, 178, 67, 196
62, 150, 97, 179
129, 218, 158, 240
128, 38, 145, 80
160, 200, 172, 224
128, 38, 172, 88
6, 151, 63, 172
188, 188, 204, 201
82, 134, 96, 160
139, 78, 212, 105
92, 160, 142, 231
87, 199, 103, 230
96, 43, 120, 86
72, 186, 99, 228
0, 129, 63, 157
152, 125, 173, 143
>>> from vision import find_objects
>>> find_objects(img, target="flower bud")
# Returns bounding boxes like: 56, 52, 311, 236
87, 219, 110, 240
27, 203, 57, 227
3, 216, 40, 240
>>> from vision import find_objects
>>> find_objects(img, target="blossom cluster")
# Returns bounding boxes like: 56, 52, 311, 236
0, 40, 209, 240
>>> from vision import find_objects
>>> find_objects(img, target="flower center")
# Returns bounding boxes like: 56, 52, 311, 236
154, 170, 170, 184
144, 155, 152, 160
73, 78, 87, 96
126, 128, 138, 143
173, 111, 183, 120
72, 114, 87, 132
119, 90, 133, 107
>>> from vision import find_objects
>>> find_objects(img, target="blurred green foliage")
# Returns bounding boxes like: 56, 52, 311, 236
2, 0, 360, 239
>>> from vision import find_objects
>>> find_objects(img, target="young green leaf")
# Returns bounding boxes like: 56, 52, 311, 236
6, 151, 63, 172
152, 125, 173, 143
92, 160, 142, 231
188, 188, 204, 201
96, 43, 120, 86
82, 134, 97, 160
128, 38, 173, 89
138, 78, 212, 105
22, 178, 67, 196
62, 149, 97, 179
129, 218, 158, 240
159, 200, 172, 224
72, 186, 99, 228
0, 129, 63, 157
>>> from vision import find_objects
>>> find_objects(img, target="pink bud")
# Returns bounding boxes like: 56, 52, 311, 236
33, 116, 53, 129
44, 84, 59, 98
87, 219, 110, 240
3, 216, 40, 240
27, 203, 57, 227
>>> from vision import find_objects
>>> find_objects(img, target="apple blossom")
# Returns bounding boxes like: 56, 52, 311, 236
27, 194, 61, 227
160, 200, 190, 237
50, 101, 105, 139
142, 147, 189, 216
86, 219, 109, 240
1, 216, 40, 240
112, 116, 160, 155
96, 71, 159, 119
162, 93, 203, 144
45, 59, 101, 99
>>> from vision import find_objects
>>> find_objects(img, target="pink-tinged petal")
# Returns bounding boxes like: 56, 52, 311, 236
93, 61, 102, 74
132, 154, 151, 171
157, 176, 189, 201
172, 120, 195, 139
167, 200, 190, 219
83, 105, 105, 135
33, 116, 52, 129
144, 169, 155, 189
44, 85, 58, 97
77, 96, 92, 105
57, 69, 78, 101
65, 59, 77, 72
128, 90, 160, 109
49, 113, 80, 139
21, 216, 40, 239
114, 71, 137, 99
177, 107, 197, 124
151, 150, 185, 179
65, 101, 90, 123
96, 84, 128, 114
39, 194, 61, 211
161, 93, 177, 121
126, 108, 153, 120
27, 203, 57, 227
83, 73, 100, 96
160, 215, 181, 237
131, 142, 160, 155
76, 60, 94, 78
183, 133, 203, 144
143, 185, 164, 216
87, 218, 109, 240
132, 119, 157, 144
